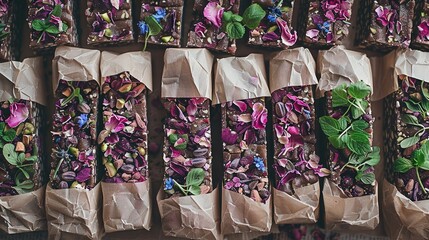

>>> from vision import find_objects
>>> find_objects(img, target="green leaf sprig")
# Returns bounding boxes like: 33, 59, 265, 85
331, 81, 371, 119
403, 81, 429, 118
60, 86, 84, 107
31, 5, 69, 43
341, 147, 380, 185
223, 3, 266, 39
142, 16, 162, 51
172, 168, 205, 196
394, 141, 429, 194
399, 114, 429, 148
0, 122, 16, 148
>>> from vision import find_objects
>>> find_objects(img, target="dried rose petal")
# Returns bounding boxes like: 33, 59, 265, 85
5, 103, 29, 128
203, 2, 224, 28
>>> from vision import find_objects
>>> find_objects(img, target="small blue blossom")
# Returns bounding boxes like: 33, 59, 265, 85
77, 114, 88, 128
267, 6, 282, 23
137, 21, 149, 35
317, 21, 331, 35
303, 109, 311, 119
254, 156, 266, 172
164, 177, 174, 190
153, 8, 167, 22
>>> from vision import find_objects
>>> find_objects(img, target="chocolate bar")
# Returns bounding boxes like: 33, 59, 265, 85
138, 1, 184, 47
222, 98, 270, 203
248, 0, 297, 49
187, 0, 240, 54
100, 72, 149, 183
86, 0, 134, 45
0, 0, 22, 61
411, 0, 429, 50
51, 80, 99, 189
355, 0, 415, 51
28, 0, 78, 50
162, 98, 212, 198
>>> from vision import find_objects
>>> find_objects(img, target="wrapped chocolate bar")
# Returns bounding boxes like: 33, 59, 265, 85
157, 48, 219, 239
270, 48, 328, 224
355, 0, 415, 51
214, 54, 272, 234
85, 0, 134, 45
0, 57, 47, 234
381, 49, 429, 239
0, 0, 23, 61
297, 0, 353, 48
99, 51, 152, 232
46, 47, 103, 240
317, 46, 380, 231
247, 0, 297, 49
411, 0, 429, 50
28, 0, 78, 50
137, 1, 184, 48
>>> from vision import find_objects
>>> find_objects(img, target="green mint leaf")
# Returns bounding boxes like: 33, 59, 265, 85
393, 157, 413, 173
2, 143, 17, 165
185, 168, 205, 187
168, 134, 178, 145
25, 155, 38, 162
231, 14, 243, 22
332, 84, 349, 107
2, 129, 16, 142
346, 131, 371, 155
17, 153, 25, 166
62, 23, 69, 32
351, 98, 368, 119
400, 136, 420, 149
412, 149, 425, 167
422, 99, 429, 112
242, 3, 266, 29
17, 166, 30, 179
328, 135, 346, 149
31, 19, 47, 31
187, 184, 201, 195
405, 101, 421, 112
145, 16, 162, 36
347, 81, 371, 99
401, 114, 419, 125
319, 116, 341, 136
338, 117, 348, 130
420, 141, 429, 156
358, 172, 375, 185
51, 5, 62, 17
422, 81, 429, 100
45, 25, 60, 34
223, 11, 233, 22
348, 153, 364, 165
226, 21, 245, 39
0, 122, 5, 133
351, 119, 369, 131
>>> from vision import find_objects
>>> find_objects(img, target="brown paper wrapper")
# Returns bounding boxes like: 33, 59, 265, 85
214, 54, 270, 104
0, 57, 47, 105
382, 179, 429, 240
0, 185, 46, 234
370, 50, 397, 101
157, 187, 220, 240
269, 47, 318, 92
46, 183, 103, 240
52, 46, 101, 91
161, 48, 213, 99
102, 181, 152, 233
323, 180, 379, 231
273, 183, 320, 224
317, 46, 373, 97
221, 187, 272, 235
100, 51, 153, 91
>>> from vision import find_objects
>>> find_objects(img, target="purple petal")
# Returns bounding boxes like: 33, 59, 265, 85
76, 168, 92, 182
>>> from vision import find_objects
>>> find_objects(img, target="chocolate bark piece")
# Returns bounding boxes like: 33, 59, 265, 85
0, 100, 45, 196
272, 86, 321, 194
248, 0, 296, 49
222, 98, 270, 203
28, 0, 78, 50
51, 80, 99, 190
100, 72, 148, 183
187, 0, 240, 55
297, 0, 353, 48
355, 0, 415, 51
163, 98, 212, 198
411, 0, 429, 50
138, 2, 183, 47
384, 77, 429, 201
86, 0, 134, 45
0, 0, 23, 61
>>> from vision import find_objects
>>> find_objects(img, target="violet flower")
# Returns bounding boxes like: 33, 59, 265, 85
375, 6, 395, 28
5, 102, 29, 128
76, 167, 91, 182
105, 113, 127, 133
225, 177, 241, 189
262, 32, 280, 41
276, 18, 297, 47
418, 20, 429, 41
203, 1, 224, 28
251, 102, 268, 130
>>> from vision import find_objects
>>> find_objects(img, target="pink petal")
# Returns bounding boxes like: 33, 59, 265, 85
233, 101, 247, 112
187, 99, 197, 116
251, 103, 268, 130
195, 22, 207, 38
238, 114, 252, 123
274, 124, 284, 138
306, 29, 320, 41
287, 126, 300, 135
106, 114, 127, 133
325, 10, 335, 21
5, 103, 29, 128
276, 18, 297, 46
203, 2, 224, 28
326, 32, 333, 43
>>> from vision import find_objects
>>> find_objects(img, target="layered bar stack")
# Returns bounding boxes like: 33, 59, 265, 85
412, 0, 429, 50
0, 0, 22, 61
86, 0, 134, 45
28, 0, 78, 50
138, 0, 184, 47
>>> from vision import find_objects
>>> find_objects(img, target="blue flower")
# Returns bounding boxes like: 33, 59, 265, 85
77, 114, 88, 128
303, 109, 311, 119
153, 8, 167, 22
267, 6, 282, 23
137, 21, 149, 35
254, 156, 266, 172
164, 177, 174, 190
317, 21, 331, 35
267, 14, 277, 23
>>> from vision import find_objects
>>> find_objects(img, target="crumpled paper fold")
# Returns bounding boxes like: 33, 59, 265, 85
46, 183, 103, 240
370, 50, 397, 101
317, 46, 373, 97
102, 181, 152, 233
100, 51, 153, 91
161, 48, 213, 99
269, 47, 318, 92
383, 179, 429, 240
273, 183, 320, 224
214, 54, 270, 104
221, 187, 272, 235
323, 180, 379, 231
157, 187, 220, 240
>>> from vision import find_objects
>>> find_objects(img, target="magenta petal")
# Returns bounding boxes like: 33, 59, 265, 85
233, 100, 247, 112
274, 124, 284, 138
76, 168, 91, 182
222, 128, 238, 145
244, 129, 256, 144
203, 2, 224, 28
326, 32, 333, 43
170, 147, 181, 158
287, 126, 300, 135
277, 170, 300, 189
251, 103, 268, 130
170, 104, 187, 121
276, 18, 297, 46
106, 133, 120, 144
195, 22, 207, 37
306, 29, 320, 41
5, 103, 29, 128
106, 114, 127, 133
262, 31, 280, 41
170, 161, 187, 176
187, 99, 197, 116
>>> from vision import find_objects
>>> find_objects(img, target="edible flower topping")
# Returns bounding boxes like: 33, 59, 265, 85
5, 103, 29, 128
203, 1, 224, 28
